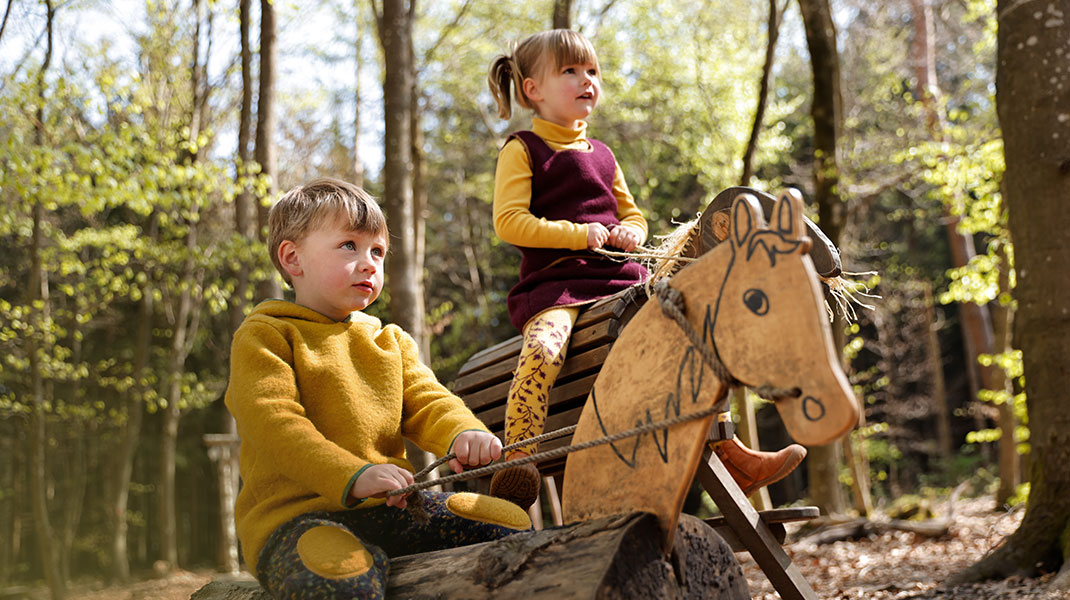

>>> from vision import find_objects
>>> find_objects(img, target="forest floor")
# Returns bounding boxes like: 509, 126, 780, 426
30, 495, 1067, 600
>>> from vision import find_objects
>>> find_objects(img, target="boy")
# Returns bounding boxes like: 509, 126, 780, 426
225, 178, 530, 599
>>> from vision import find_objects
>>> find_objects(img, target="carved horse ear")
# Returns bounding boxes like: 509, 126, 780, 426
775, 189, 813, 253
731, 193, 767, 249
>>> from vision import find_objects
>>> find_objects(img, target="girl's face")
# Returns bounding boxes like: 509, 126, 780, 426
524, 59, 601, 129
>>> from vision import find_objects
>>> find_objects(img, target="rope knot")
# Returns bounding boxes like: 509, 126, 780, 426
654, 280, 685, 319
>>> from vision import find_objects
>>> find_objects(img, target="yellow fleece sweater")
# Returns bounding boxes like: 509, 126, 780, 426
225, 300, 489, 576
493, 118, 648, 251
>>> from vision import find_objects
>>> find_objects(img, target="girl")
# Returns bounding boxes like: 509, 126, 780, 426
486, 30, 804, 510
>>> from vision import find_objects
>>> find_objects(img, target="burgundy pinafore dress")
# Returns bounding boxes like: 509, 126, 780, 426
504, 131, 648, 332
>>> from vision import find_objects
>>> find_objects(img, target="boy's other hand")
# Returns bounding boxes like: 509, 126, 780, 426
607, 225, 641, 252
449, 431, 503, 474
586, 222, 610, 249
350, 463, 415, 509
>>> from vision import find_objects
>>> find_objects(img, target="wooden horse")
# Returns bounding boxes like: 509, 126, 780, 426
562, 190, 860, 550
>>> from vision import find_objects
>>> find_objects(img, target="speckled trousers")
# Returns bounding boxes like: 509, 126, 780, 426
504, 306, 580, 458
257, 491, 528, 599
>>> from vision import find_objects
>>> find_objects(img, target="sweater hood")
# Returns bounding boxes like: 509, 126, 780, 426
248, 299, 382, 328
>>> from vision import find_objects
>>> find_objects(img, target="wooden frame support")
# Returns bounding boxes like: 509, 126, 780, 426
697, 446, 819, 600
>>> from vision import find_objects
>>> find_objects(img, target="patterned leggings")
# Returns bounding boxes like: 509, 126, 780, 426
504, 306, 580, 458
257, 491, 529, 599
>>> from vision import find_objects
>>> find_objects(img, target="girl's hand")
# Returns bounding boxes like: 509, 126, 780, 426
587, 223, 610, 249
608, 226, 642, 252
349, 464, 415, 509
449, 431, 503, 474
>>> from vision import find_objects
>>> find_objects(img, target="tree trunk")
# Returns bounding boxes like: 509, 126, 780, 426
798, 0, 849, 515
911, 0, 998, 431
375, 0, 420, 337
28, 2, 65, 597
992, 241, 1018, 507
231, 0, 254, 335
189, 513, 748, 599
552, 0, 572, 29
255, 0, 281, 300
740, 0, 785, 185
108, 259, 154, 582
352, 2, 365, 187
407, 4, 429, 360
922, 281, 953, 461
952, 0, 1070, 586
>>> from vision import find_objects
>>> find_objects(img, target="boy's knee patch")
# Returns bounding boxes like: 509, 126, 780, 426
445, 492, 532, 530
295, 525, 374, 580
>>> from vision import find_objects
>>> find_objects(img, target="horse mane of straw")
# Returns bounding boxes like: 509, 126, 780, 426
608, 217, 878, 323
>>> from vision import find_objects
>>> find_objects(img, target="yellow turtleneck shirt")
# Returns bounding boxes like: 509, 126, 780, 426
493, 118, 648, 251
225, 300, 489, 576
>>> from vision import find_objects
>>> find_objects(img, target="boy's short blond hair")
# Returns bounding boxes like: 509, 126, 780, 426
267, 178, 388, 285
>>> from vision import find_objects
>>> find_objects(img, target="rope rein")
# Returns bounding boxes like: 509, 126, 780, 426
388, 277, 801, 516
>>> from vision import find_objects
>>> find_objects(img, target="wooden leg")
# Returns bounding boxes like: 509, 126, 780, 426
543, 475, 564, 527
697, 446, 818, 600
528, 494, 544, 531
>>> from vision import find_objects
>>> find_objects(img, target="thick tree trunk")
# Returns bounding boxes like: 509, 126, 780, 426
798, 0, 850, 515
952, 0, 1070, 586
408, 6, 429, 360
552, 0, 572, 29
376, 0, 420, 337
190, 513, 748, 599
255, 0, 281, 300
922, 281, 953, 461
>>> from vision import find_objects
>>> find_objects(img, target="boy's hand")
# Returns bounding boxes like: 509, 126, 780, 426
607, 225, 642, 252
449, 431, 503, 474
586, 223, 610, 249
349, 464, 414, 509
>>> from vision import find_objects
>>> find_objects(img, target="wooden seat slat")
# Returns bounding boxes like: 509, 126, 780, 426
455, 287, 644, 377
460, 344, 611, 413
472, 373, 598, 434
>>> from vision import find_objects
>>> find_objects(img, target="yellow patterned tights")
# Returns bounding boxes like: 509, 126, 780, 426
503, 306, 580, 459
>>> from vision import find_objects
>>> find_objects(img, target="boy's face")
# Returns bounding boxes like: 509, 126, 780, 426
282, 220, 387, 321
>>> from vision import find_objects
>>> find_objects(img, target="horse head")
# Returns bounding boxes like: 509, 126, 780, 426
703, 190, 858, 446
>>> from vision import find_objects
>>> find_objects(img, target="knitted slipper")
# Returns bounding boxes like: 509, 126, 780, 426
489, 462, 541, 510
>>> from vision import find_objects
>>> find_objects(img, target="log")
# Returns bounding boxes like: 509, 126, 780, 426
191, 513, 748, 600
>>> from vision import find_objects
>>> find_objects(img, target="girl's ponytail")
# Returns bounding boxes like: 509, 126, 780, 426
488, 54, 521, 120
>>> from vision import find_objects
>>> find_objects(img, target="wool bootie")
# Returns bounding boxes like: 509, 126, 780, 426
489, 462, 541, 510
714, 437, 807, 497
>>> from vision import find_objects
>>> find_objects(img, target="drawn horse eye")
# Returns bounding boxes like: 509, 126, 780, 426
742, 289, 769, 315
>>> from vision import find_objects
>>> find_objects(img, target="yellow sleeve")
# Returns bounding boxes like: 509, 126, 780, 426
611, 162, 648, 243
493, 139, 591, 251
225, 321, 369, 507
392, 326, 490, 456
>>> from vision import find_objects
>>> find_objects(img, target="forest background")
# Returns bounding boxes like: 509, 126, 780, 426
2, 0, 1068, 597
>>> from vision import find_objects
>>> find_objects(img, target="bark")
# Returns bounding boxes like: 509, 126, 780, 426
231, 0, 254, 336
375, 0, 420, 337
552, 0, 571, 29
352, 4, 364, 187
798, 0, 849, 515
190, 513, 748, 599
952, 0, 1070, 585
740, 0, 786, 185
407, 3, 429, 360
28, 2, 64, 597
992, 241, 1018, 507
255, 0, 281, 300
